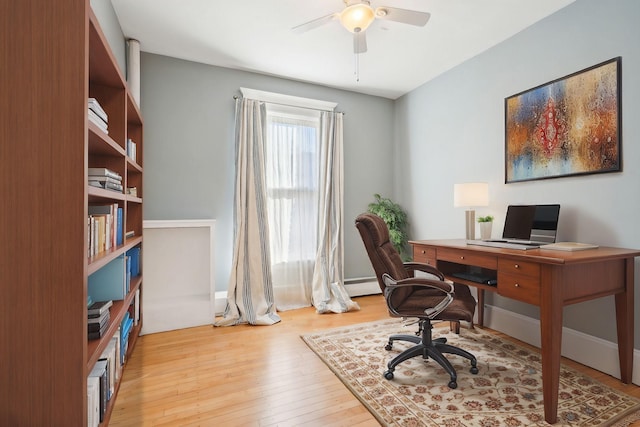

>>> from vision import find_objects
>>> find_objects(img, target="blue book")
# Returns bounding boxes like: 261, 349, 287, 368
125, 255, 131, 293
126, 247, 141, 277
116, 207, 123, 246
88, 255, 126, 301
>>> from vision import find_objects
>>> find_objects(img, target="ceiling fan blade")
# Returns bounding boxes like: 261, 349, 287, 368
353, 31, 367, 54
292, 13, 339, 34
374, 7, 430, 26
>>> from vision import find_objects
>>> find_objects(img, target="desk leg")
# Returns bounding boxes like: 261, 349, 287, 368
540, 268, 563, 424
476, 289, 485, 327
615, 258, 635, 384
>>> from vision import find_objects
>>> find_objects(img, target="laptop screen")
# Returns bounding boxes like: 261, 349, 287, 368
502, 204, 560, 243
502, 205, 536, 240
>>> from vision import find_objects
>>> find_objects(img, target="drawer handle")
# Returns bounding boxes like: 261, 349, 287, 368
514, 283, 520, 287
460, 256, 465, 260
514, 264, 520, 269
421, 250, 426, 254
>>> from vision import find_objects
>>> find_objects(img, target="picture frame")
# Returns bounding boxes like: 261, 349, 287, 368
504, 57, 621, 183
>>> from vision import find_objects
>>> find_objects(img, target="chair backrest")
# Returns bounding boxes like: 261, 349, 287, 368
355, 213, 411, 295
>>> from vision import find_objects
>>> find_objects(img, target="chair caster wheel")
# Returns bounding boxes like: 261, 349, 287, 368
384, 370, 394, 380
385, 343, 393, 351
470, 366, 479, 375
448, 380, 457, 389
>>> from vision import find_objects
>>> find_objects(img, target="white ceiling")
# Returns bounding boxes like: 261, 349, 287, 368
111, 0, 576, 99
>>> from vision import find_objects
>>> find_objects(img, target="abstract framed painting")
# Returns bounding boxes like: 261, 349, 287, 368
504, 57, 621, 183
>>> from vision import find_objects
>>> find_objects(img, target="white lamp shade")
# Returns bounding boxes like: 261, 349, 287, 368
454, 183, 489, 208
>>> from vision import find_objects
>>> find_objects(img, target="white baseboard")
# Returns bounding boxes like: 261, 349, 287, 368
345, 277, 381, 297
484, 304, 640, 386
213, 279, 381, 316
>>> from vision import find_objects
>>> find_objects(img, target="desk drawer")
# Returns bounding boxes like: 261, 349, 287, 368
413, 246, 436, 266
498, 272, 540, 304
437, 248, 497, 270
498, 259, 540, 278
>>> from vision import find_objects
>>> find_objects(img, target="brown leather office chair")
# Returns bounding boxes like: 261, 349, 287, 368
355, 213, 478, 388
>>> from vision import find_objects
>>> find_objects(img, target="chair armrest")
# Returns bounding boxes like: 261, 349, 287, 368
403, 262, 445, 280
382, 273, 454, 319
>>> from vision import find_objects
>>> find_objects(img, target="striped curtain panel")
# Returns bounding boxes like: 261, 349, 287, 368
311, 112, 360, 314
215, 99, 281, 326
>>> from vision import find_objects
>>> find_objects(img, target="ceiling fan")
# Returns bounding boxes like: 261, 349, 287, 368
292, 0, 431, 54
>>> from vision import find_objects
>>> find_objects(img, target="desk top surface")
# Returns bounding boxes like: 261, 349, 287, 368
410, 239, 640, 265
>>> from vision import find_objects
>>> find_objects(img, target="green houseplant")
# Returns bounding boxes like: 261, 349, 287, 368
477, 215, 494, 223
367, 194, 410, 260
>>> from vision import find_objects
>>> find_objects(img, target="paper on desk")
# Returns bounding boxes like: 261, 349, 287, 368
540, 242, 599, 251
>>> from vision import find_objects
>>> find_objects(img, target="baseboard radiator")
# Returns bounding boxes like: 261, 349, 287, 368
344, 276, 381, 297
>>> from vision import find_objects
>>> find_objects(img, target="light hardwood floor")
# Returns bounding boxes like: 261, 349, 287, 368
110, 294, 640, 426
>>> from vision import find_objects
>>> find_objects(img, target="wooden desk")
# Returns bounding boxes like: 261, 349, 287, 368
410, 239, 639, 424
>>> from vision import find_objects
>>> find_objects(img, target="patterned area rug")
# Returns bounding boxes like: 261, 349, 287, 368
302, 319, 640, 426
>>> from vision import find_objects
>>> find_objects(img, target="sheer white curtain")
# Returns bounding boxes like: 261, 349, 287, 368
265, 110, 319, 310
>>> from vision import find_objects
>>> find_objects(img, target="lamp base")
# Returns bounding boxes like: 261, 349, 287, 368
465, 210, 475, 240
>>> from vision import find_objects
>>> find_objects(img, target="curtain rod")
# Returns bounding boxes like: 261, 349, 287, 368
233, 95, 345, 115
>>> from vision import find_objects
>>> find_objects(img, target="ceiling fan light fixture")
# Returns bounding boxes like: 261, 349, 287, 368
340, 3, 375, 33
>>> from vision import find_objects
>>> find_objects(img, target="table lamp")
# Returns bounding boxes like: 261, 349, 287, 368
454, 183, 489, 240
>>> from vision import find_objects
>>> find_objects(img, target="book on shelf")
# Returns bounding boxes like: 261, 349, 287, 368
87, 375, 100, 427
110, 334, 122, 381
87, 300, 113, 317
127, 247, 141, 277
88, 255, 127, 301
126, 138, 137, 162
87, 310, 109, 325
88, 108, 108, 129
88, 314, 109, 331
126, 187, 138, 197
88, 98, 108, 122
125, 230, 135, 239
88, 359, 109, 422
88, 323, 110, 339
133, 288, 141, 326
89, 180, 124, 192
88, 175, 122, 185
88, 203, 120, 252
120, 314, 134, 365
99, 339, 118, 400
88, 167, 122, 181
116, 207, 123, 246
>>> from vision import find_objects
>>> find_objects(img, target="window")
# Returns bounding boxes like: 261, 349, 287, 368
265, 106, 320, 304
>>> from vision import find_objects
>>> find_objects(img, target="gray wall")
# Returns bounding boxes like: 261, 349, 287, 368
139, 54, 394, 292
395, 0, 640, 344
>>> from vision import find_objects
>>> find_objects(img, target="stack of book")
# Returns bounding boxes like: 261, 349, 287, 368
88, 300, 112, 340
88, 98, 108, 134
88, 167, 123, 193
88, 203, 123, 257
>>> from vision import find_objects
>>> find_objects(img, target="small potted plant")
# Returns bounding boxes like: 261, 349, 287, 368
477, 215, 494, 240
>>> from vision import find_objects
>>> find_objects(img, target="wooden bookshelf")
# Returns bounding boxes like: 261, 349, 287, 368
0, 2, 143, 425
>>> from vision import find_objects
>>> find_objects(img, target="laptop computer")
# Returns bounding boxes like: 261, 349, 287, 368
467, 204, 560, 250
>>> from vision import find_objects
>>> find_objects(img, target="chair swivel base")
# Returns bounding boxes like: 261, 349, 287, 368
383, 324, 478, 389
